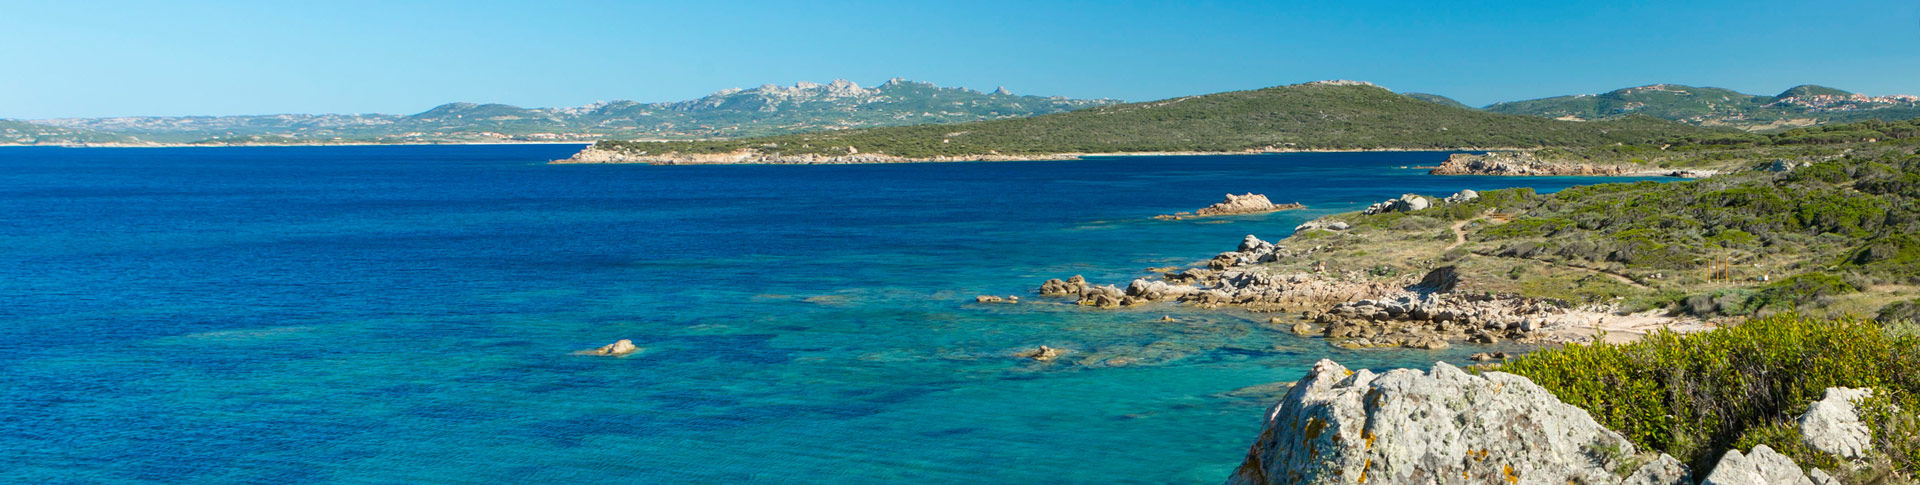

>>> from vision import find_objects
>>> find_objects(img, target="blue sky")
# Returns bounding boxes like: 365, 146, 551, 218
4, 0, 1918, 118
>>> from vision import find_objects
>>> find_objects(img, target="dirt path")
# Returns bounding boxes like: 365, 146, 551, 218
1445, 219, 1471, 251
1455, 215, 1648, 289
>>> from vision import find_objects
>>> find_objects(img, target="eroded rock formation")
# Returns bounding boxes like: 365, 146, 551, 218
1225, 359, 1691, 484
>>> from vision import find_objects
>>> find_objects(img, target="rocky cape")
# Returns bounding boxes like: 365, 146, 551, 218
1429, 151, 1659, 176
1225, 359, 1877, 484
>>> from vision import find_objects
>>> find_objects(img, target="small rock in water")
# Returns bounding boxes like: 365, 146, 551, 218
1021, 345, 1062, 362
1468, 351, 1511, 362
976, 295, 1004, 303
577, 339, 640, 356
1161, 315, 1177, 322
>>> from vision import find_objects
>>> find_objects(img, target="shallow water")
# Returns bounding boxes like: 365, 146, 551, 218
0, 145, 1653, 483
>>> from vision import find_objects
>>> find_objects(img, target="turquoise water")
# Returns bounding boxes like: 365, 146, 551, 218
0, 145, 1651, 483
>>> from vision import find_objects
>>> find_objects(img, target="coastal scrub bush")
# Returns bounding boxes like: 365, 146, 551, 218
1497, 314, 1920, 474
1743, 273, 1860, 314
1844, 234, 1920, 284
1878, 299, 1920, 324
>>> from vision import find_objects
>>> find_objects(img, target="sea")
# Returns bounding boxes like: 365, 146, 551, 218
0, 145, 1654, 483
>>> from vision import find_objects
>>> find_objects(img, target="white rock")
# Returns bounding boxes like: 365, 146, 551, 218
1798, 387, 1874, 460
1224, 359, 1688, 484
1700, 445, 1812, 485
1808, 468, 1841, 485
576, 339, 639, 356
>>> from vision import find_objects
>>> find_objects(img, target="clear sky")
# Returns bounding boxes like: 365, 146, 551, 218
4, 0, 1918, 118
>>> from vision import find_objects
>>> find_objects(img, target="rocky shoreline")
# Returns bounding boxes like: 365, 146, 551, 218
1035, 229, 1699, 350
1429, 151, 1655, 176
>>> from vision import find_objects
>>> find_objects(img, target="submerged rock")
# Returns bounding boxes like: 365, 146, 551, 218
575, 339, 639, 356
1020, 345, 1062, 362
1468, 351, 1511, 362
1225, 359, 1688, 485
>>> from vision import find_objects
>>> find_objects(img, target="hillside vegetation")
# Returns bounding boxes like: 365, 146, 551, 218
1250, 118, 1920, 324
0, 120, 130, 145
594, 82, 1707, 159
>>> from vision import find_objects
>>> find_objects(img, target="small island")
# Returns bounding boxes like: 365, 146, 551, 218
1154, 193, 1304, 220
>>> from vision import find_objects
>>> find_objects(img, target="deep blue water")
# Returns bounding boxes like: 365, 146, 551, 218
0, 145, 1651, 483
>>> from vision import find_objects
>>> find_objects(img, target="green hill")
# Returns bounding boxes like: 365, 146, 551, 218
1403, 93, 1474, 110
594, 81, 1706, 159
1777, 84, 1851, 98
1486, 84, 1920, 131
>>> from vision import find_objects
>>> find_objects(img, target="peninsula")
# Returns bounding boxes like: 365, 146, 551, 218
560, 81, 1703, 165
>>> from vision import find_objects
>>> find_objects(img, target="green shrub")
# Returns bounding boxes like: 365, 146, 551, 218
1844, 234, 1920, 284
1878, 299, 1920, 324
1497, 315, 1920, 474
1745, 273, 1860, 313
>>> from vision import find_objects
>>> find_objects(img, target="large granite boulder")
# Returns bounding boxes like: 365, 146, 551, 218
575, 339, 639, 356
1196, 193, 1303, 216
1798, 387, 1874, 461
1699, 445, 1812, 485
1226, 359, 1689, 485
1363, 194, 1433, 215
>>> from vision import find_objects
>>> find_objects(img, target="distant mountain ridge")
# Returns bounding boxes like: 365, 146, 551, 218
10, 79, 1118, 145
1481, 84, 1920, 131
582, 81, 1706, 164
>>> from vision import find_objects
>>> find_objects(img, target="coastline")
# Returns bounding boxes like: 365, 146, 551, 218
0, 140, 596, 149
552, 145, 1706, 180
551, 145, 1561, 166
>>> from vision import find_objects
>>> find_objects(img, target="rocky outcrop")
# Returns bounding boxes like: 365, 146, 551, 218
1666, 169, 1719, 178
1699, 445, 1812, 485
1157, 193, 1304, 219
1362, 194, 1431, 215
1314, 291, 1587, 348
1444, 189, 1480, 204
1797, 387, 1874, 460
575, 339, 639, 356
1292, 219, 1350, 233
1430, 152, 1643, 176
975, 295, 1019, 303
1053, 235, 1591, 347
1039, 275, 1090, 296
1225, 359, 1690, 485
